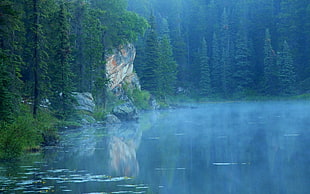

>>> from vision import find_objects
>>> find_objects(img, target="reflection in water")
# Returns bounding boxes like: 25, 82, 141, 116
0, 101, 309, 193
107, 122, 142, 177
0, 123, 147, 193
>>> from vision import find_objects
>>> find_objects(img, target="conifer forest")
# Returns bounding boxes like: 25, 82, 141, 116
0, 0, 310, 159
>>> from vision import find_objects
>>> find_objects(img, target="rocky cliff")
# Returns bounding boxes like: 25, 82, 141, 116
74, 44, 141, 123
105, 44, 141, 92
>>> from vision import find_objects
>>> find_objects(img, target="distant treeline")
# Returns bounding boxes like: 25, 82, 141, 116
129, 0, 310, 98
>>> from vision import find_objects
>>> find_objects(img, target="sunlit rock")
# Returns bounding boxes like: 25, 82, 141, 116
105, 44, 141, 91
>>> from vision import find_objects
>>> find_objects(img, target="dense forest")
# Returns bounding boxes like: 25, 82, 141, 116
129, 0, 310, 98
0, 0, 309, 159
0, 0, 148, 159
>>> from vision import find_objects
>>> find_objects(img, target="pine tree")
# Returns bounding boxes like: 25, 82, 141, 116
233, 29, 253, 95
211, 32, 222, 95
278, 40, 296, 95
0, 0, 23, 122
157, 34, 178, 97
199, 38, 211, 97
49, 1, 75, 119
219, 8, 233, 97
23, 0, 53, 117
0, 55, 15, 122
138, 13, 160, 94
263, 28, 278, 95
70, 0, 88, 92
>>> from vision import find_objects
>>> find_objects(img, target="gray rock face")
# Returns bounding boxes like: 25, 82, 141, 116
105, 114, 121, 124
112, 102, 138, 121
73, 92, 95, 113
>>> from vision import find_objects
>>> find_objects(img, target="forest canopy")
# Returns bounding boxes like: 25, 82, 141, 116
1, 0, 310, 123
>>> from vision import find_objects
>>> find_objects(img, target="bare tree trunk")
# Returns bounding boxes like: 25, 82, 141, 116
32, 0, 39, 118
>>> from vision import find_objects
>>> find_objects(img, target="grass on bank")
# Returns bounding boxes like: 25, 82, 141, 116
0, 104, 58, 160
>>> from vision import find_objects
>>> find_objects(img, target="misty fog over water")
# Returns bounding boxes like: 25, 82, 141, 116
1, 101, 309, 193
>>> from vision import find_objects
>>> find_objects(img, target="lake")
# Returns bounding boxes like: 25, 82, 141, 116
1, 101, 309, 193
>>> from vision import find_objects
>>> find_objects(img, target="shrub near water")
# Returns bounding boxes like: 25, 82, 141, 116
0, 115, 40, 159
0, 106, 58, 160
132, 89, 151, 110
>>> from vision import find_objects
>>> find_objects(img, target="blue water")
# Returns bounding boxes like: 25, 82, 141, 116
1, 101, 309, 193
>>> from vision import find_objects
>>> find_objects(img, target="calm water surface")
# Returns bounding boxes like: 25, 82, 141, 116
1, 101, 309, 194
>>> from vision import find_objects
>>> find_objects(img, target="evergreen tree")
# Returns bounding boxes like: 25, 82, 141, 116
49, 1, 75, 119
278, 0, 310, 86
23, 0, 54, 117
157, 34, 178, 97
138, 13, 160, 94
0, 55, 16, 122
0, 0, 23, 122
233, 29, 253, 95
70, 0, 88, 92
210, 32, 222, 95
199, 38, 211, 97
278, 40, 296, 95
219, 8, 233, 97
263, 28, 278, 95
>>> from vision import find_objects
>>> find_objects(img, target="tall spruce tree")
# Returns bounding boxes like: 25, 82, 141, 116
70, 0, 88, 92
199, 38, 211, 97
49, 1, 75, 119
157, 34, 178, 97
263, 28, 278, 95
278, 40, 296, 95
0, 0, 23, 122
138, 13, 160, 94
211, 32, 222, 95
23, 0, 54, 117
233, 29, 253, 95
30, 0, 41, 117
219, 8, 233, 97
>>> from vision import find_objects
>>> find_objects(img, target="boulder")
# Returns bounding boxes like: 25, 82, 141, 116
150, 96, 160, 110
105, 114, 121, 124
112, 102, 138, 121
73, 92, 95, 113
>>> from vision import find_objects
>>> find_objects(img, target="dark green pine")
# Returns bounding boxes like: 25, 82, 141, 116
199, 38, 211, 97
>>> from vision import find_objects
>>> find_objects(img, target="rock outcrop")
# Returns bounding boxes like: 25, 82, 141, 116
105, 44, 141, 121
72, 92, 96, 124
105, 44, 141, 91
112, 102, 138, 121
73, 92, 96, 113
73, 44, 142, 124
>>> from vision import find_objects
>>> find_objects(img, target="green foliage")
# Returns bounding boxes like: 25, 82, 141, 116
49, 1, 76, 120
157, 35, 178, 97
292, 93, 310, 100
132, 89, 151, 110
278, 40, 296, 95
263, 29, 278, 95
233, 29, 253, 95
138, 13, 160, 93
211, 33, 222, 95
0, 104, 58, 160
199, 38, 211, 97
93, 106, 108, 121
0, 55, 16, 122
